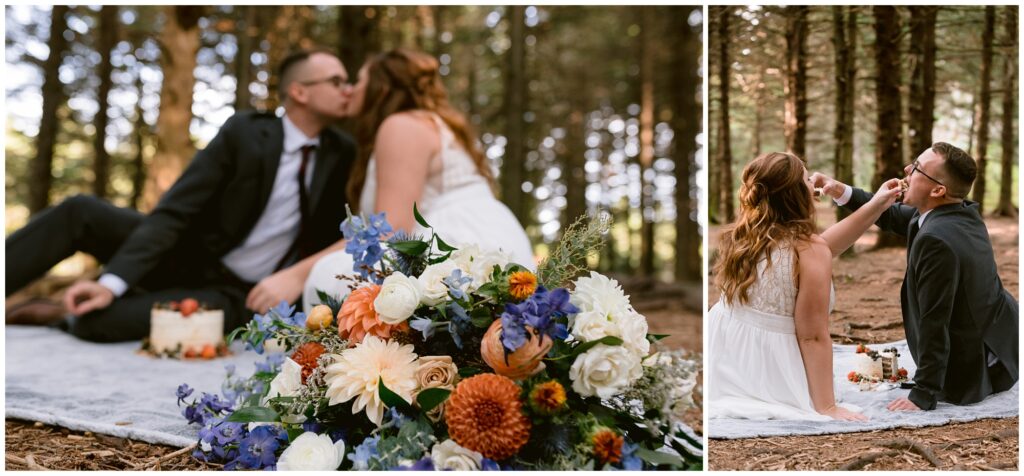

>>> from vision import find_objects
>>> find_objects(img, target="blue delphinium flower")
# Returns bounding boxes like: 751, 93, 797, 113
237, 424, 286, 469
176, 384, 193, 405
448, 302, 472, 349
409, 317, 436, 340
481, 458, 501, 470
214, 421, 245, 446
499, 286, 578, 351
499, 304, 530, 351
621, 441, 643, 470
348, 434, 380, 470
391, 457, 434, 470
443, 268, 472, 300
341, 211, 393, 281
255, 353, 286, 374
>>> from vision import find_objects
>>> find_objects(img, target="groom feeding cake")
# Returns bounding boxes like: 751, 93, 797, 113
812, 142, 1019, 411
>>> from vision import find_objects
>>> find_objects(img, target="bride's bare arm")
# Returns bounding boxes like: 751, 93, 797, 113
794, 236, 866, 421
373, 112, 442, 233
820, 179, 902, 257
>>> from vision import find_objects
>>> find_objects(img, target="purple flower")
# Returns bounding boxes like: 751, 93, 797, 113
348, 435, 380, 470
481, 458, 501, 470
341, 211, 393, 282
237, 425, 285, 469
214, 421, 245, 446
499, 286, 576, 351
176, 384, 193, 405
391, 457, 434, 470
499, 308, 529, 351
621, 441, 643, 470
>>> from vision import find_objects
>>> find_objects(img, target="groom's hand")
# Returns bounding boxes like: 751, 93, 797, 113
887, 397, 922, 412
809, 172, 846, 200
246, 267, 303, 314
63, 279, 115, 316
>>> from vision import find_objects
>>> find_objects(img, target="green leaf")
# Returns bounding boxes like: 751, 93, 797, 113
413, 203, 431, 228
427, 251, 452, 265
415, 388, 451, 412
571, 336, 624, 357
470, 314, 494, 329
458, 366, 485, 378
635, 447, 685, 467
378, 378, 414, 414
390, 240, 430, 256
287, 427, 304, 442
647, 333, 670, 342
225, 406, 279, 423
225, 325, 245, 344
434, 235, 457, 252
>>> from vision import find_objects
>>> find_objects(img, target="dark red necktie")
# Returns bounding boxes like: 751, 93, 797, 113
275, 144, 316, 271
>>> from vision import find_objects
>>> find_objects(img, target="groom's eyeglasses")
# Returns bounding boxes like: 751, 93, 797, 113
909, 161, 945, 186
299, 75, 350, 89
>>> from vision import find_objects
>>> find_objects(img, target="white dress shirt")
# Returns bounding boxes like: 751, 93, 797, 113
99, 114, 318, 296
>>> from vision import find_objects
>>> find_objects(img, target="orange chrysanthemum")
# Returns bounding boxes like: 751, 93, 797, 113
445, 373, 531, 460
508, 271, 538, 300
528, 380, 567, 415
291, 342, 326, 384
592, 428, 624, 465
337, 284, 407, 344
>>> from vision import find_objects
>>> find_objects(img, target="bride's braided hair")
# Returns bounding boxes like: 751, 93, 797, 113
714, 152, 817, 305
347, 48, 495, 209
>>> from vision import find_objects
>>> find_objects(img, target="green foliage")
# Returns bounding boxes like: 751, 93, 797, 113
537, 213, 611, 289
368, 416, 437, 470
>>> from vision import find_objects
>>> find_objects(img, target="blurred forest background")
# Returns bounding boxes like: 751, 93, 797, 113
709, 5, 1018, 238
4, 5, 703, 285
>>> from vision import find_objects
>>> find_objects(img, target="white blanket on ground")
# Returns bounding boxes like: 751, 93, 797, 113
709, 341, 1019, 439
5, 325, 263, 448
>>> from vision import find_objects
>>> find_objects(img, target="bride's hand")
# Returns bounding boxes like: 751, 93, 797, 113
820, 405, 869, 422
246, 267, 304, 314
869, 178, 902, 208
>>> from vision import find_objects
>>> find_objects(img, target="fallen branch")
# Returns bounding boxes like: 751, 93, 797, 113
830, 332, 872, 343
132, 443, 197, 470
837, 450, 899, 470
877, 438, 942, 468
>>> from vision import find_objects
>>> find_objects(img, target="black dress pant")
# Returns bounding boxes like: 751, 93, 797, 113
6, 194, 252, 342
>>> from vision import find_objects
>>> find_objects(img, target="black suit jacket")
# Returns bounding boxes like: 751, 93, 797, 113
104, 111, 356, 289
845, 188, 1019, 409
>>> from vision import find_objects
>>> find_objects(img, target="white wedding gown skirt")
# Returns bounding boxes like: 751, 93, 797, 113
302, 182, 533, 313
706, 299, 857, 421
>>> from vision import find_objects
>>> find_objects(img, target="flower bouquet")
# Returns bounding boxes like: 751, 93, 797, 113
176, 207, 702, 470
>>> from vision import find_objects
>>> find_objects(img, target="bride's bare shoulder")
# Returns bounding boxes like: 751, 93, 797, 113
376, 111, 441, 151
793, 235, 832, 263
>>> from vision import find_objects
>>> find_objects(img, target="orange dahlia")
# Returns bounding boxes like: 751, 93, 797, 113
592, 427, 624, 465
508, 271, 538, 300
528, 380, 567, 415
291, 342, 326, 384
444, 373, 531, 460
337, 284, 407, 344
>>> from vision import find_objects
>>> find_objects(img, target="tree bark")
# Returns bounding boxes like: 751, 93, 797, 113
784, 6, 809, 160
972, 6, 996, 210
501, 5, 528, 225
233, 5, 255, 111
29, 5, 70, 215
832, 6, 857, 226
715, 6, 734, 223
673, 7, 702, 283
908, 6, 937, 156
995, 7, 1018, 217
638, 7, 656, 277
873, 6, 905, 248
140, 6, 203, 211
130, 69, 148, 210
563, 106, 587, 232
91, 5, 118, 199
338, 6, 380, 75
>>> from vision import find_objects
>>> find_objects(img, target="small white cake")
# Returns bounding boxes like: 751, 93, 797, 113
853, 352, 884, 381
149, 308, 224, 355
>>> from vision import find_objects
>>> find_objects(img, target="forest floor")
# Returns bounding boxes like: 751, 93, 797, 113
706, 206, 1019, 471
4, 264, 705, 470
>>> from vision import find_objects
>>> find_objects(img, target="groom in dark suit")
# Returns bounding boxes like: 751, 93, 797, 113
813, 142, 1018, 411
6, 49, 357, 342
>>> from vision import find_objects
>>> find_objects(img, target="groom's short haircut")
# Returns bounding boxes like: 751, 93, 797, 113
932, 142, 976, 199
277, 48, 338, 103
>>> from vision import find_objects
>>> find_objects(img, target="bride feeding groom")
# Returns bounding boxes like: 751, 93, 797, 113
707, 144, 1018, 422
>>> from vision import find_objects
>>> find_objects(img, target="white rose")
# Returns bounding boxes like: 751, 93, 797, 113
418, 261, 458, 306
570, 309, 650, 358
571, 272, 632, 316
617, 310, 651, 357
276, 432, 346, 471
571, 310, 620, 342
264, 358, 307, 424
450, 244, 511, 290
569, 345, 643, 399
430, 439, 483, 471
374, 272, 423, 324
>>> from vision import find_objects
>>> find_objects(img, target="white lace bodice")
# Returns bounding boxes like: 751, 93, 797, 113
359, 113, 492, 216
745, 245, 834, 317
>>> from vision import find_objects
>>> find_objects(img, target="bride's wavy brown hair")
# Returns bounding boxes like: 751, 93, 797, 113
347, 48, 495, 209
714, 152, 817, 305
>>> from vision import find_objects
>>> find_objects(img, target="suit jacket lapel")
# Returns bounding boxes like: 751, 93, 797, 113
308, 131, 338, 214
257, 118, 285, 213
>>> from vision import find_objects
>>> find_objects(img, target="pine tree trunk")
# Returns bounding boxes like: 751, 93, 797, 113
995, 7, 1018, 217
873, 6, 905, 248
141, 6, 203, 211
784, 6, 809, 160
751, 65, 765, 158
91, 5, 118, 199
832, 6, 857, 227
908, 6, 937, 156
234, 5, 255, 111
502, 5, 528, 225
265, 6, 315, 110
716, 7, 734, 222
673, 7, 702, 283
972, 6, 996, 210
563, 107, 587, 232
638, 7, 656, 277
130, 70, 148, 210
29, 5, 70, 215
339, 6, 380, 74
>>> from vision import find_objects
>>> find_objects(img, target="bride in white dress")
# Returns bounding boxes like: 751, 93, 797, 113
707, 152, 900, 421
302, 49, 533, 311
